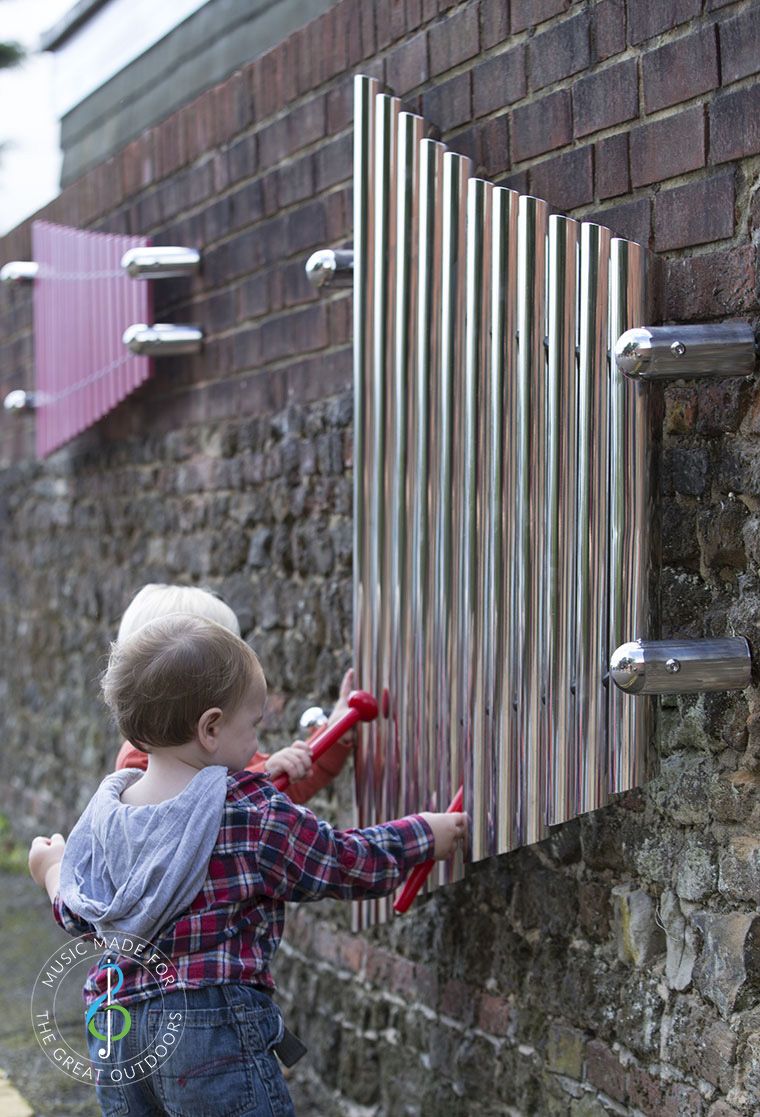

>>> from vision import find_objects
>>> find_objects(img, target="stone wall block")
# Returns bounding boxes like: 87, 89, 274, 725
661, 889, 698, 991
611, 884, 666, 966
693, 910, 760, 1017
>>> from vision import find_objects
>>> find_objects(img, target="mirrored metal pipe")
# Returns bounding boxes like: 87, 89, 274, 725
352, 74, 380, 933
610, 638, 751, 694
413, 138, 444, 860
546, 215, 579, 827
615, 321, 755, 380
372, 91, 401, 922
435, 150, 471, 885
575, 223, 611, 817
491, 187, 520, 856
517, 195, 549, 847
392, 111, 424, 827
608, 239, 653, 795
464, 177, 493, 862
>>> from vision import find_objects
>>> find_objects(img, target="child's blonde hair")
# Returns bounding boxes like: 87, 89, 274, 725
102, 614, 264, 750
118, 583, 240, 643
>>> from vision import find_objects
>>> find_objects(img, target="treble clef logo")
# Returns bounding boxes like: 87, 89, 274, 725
85, 957, 132, 1058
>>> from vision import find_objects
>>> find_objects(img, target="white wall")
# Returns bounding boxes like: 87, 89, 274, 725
0, 0, 71, 235
51, 0, 209, 119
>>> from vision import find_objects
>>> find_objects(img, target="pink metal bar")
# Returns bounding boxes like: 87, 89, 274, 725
32, 221, 152, 456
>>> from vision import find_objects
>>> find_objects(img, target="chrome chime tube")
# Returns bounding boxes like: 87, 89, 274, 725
491, 187, 520, 856
464, 178, 493, 863
608, 239, 654, 794
576, 223, 612, 815
352, 74, 380, 932
516, 196, 549, 848
412, 138, 445, 832
546, 215, 579, 827
392, 111, 424, 835
434, 151, 471, 887
371, 91, 401, 922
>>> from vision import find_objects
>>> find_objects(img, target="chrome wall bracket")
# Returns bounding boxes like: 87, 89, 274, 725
121, 246, 201, 279
0, 261, 39, 283
610, 638, 751, 695
305, 249, 354, 289
122, 323, 204, 356
3, 389, 39, 412
615, 321, 755, 381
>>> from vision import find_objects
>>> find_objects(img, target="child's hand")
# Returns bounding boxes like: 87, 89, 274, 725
28, 833, 66, 887
325, 668, 356, 748
419, 812, 468, 860
265, 741, 313, 784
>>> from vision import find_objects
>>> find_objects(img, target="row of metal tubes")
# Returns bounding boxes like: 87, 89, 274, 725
353, 76, 652, 925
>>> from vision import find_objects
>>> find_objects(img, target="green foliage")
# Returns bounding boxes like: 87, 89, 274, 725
0, 812, 28, 875
0, 41, 25, 70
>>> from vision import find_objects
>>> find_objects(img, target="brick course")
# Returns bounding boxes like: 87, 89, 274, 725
2, 1, 760, 1114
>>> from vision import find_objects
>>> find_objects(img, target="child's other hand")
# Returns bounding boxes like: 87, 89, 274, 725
265, 741, 313, 784
326, 668, 356, 748
28, 833, 65, 887
419, 812, 468, 860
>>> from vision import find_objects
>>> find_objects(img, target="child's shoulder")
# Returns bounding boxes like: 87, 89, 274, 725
224, 769, 278, 806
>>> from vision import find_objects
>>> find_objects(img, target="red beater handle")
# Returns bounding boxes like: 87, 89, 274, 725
393, 784, 464, 914
271, 689, 378, 791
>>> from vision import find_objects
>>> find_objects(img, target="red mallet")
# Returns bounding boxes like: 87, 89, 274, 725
271, 690, 379, 791
393, 784, 465, 914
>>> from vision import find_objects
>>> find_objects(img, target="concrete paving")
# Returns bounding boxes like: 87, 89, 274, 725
0, 870, 98, 1117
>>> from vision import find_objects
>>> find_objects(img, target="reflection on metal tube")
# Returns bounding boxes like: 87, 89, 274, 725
372, 92, 401, 922
576, 223, 611, 816
491, 187, 520, 856
413, 138, 444, 838
546, 215, 579, 827
517, 195, 548, 847
608, 239, 653, 794
392, 112, 423, 832
435, 150, 471, 886
352, 74, 380, 932
464, 178, 493, 863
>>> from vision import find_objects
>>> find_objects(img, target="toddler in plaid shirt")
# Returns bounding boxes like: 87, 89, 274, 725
29, 614, 466, 1117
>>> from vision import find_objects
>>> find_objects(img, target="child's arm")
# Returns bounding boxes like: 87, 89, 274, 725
248, 790, 466, 903
28, 834, 96, 937
28, 834, 65, 901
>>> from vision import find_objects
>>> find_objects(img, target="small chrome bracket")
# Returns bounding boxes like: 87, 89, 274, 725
3, 389, 39, 412
305, 249, 354, 290
0, 261, 39, 283
615, 321, 755, 381
123, 323, 204, 356
299, 706, 328, 734
121, 247, 201, 279
610, 637, 751, 695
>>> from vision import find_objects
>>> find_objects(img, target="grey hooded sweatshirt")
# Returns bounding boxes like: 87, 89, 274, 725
58, 765, 229, 942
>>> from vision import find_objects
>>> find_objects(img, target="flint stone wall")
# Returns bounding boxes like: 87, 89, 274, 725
1, 1, 760, 1113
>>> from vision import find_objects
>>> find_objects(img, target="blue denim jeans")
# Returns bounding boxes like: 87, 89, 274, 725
85, 983, 296, 1117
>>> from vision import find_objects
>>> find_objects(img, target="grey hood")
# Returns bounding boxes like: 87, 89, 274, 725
58, 765, 229, 942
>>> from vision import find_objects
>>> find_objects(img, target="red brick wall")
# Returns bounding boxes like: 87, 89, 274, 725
2, 2, 760, 1114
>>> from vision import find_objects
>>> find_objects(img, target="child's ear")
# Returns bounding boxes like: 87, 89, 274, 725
197, 707, 224, 752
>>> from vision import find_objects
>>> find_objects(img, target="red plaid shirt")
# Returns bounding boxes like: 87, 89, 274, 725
53, 770, 434, 1008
